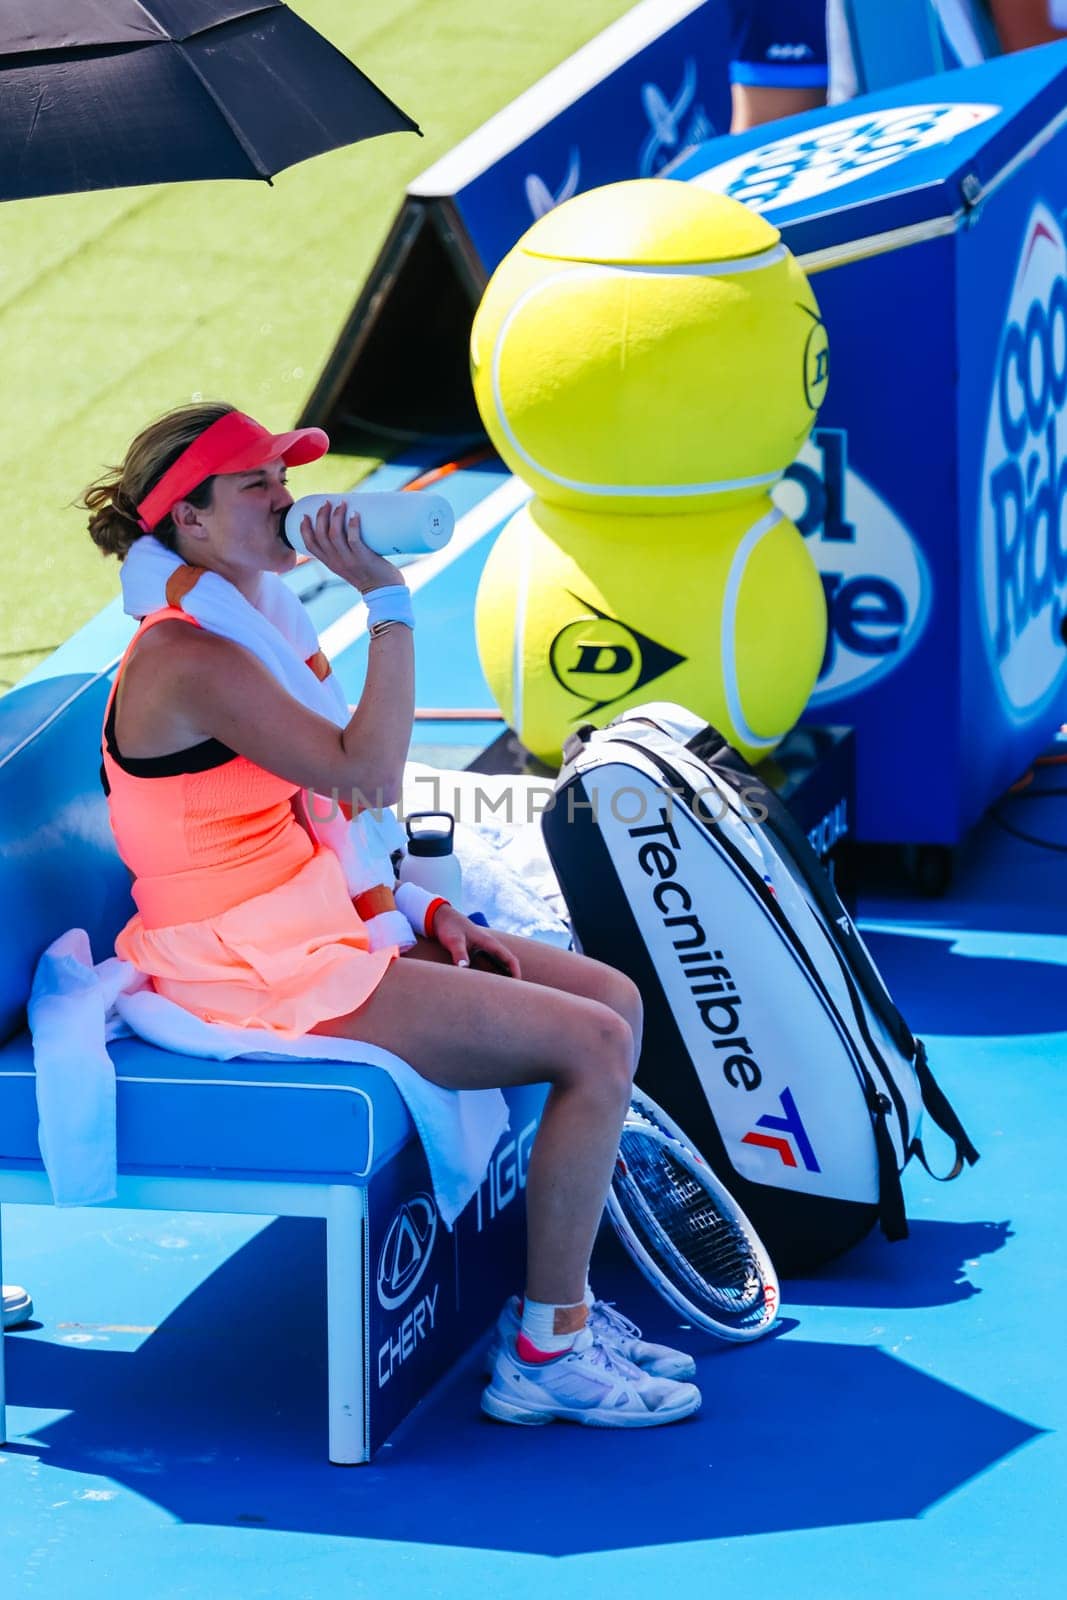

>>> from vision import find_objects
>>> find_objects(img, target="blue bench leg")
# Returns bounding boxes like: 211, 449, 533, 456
0, 1203, 7, 1447
326, 1184, 368, 1465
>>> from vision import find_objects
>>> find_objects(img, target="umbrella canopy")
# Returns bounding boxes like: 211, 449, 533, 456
0, 0, 420, 202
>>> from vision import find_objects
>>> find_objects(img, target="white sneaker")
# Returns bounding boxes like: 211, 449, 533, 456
2, 1285, 33, 1330
482, 1326, 701, 1428
487, 1295, 697, 1381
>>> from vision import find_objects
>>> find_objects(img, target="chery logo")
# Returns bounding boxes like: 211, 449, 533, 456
376, 1193, 438, 1311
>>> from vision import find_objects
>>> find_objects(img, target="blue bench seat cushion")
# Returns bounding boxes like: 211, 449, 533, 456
0, 1030, 415, 1183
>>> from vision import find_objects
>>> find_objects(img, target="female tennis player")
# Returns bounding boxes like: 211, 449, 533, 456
84, 402, 701, 1429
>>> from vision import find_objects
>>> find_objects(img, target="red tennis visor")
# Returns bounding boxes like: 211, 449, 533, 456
136, 411, 329, 532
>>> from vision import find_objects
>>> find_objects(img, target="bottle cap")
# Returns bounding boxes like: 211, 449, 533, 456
405, 811, 455, 857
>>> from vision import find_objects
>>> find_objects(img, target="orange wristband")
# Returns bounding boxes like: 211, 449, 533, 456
353, 884, 398, 921
425, 897, 449, 937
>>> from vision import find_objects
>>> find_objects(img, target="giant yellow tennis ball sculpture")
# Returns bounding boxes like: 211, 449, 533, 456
470, 178, 829, 514
476, 497, 827, 765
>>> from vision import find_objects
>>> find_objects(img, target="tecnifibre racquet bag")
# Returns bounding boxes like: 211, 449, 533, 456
542, 702, 978, 1274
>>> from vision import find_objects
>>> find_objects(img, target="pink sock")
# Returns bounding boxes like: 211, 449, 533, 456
516, 1296, 588, 1363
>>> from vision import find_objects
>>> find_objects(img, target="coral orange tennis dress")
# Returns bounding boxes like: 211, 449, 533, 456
101, 606, 397, 1038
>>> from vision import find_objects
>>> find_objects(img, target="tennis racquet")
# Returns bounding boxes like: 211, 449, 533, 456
606, 1087, 780, 1341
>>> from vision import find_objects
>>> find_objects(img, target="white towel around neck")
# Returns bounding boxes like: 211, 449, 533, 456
119, 534, 410, 915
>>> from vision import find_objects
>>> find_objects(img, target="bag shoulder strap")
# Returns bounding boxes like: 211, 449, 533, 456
909, 1039, 981, 1179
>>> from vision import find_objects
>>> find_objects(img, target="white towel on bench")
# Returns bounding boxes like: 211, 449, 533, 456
30, 928, 509, 1227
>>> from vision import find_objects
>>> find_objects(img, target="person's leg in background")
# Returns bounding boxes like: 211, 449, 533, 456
829, 1, 1067, 108
988, 0, 1067, 51
825, 0, 859, 103
726, 0, 829, 131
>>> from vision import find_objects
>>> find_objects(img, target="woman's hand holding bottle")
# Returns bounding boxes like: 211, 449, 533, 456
296, 500, 407, 593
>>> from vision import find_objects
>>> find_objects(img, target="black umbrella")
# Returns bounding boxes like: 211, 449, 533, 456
0, 0, 420, 202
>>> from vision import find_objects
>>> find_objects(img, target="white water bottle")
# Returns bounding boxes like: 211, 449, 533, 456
284, 491, 454, 558
398, 812, 463, 911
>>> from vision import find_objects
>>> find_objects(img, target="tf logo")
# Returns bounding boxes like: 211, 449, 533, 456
742, 1088, 820, 1173
549, 593, 685, 714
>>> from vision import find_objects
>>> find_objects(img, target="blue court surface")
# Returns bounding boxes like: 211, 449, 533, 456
3, 460, 1064, 1600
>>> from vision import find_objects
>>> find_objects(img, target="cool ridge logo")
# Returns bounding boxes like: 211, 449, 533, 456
549, 594, 686, 714
981, 203, 1067, 718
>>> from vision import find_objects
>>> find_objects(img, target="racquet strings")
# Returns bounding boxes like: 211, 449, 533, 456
615, 1125, 764, 1320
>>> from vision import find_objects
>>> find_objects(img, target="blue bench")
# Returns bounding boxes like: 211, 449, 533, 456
0, 668, 540, 1462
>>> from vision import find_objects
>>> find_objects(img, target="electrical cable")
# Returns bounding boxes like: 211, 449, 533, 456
987, 730, 1067, 852
402, 446, 494, 491
987, 807, 1067, 853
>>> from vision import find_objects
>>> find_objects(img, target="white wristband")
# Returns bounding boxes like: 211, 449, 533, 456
363, 584, 414, 630
395, 881, 450, 937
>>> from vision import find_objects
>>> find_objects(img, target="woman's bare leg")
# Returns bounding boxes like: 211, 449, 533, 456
404, 930, 644, 1068
310, 938, 643, 1304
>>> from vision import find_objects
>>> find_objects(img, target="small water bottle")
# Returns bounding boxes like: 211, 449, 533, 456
284, 492, 454, 558
398, 812, 463, 911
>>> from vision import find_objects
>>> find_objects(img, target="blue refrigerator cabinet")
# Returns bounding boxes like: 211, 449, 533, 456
669, 43, 1067, 847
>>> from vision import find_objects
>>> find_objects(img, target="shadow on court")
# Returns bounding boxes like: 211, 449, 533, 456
860, 928, 1067, 1037
4, 1216, 1043, 1550
783, 1218, 1013, 1308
